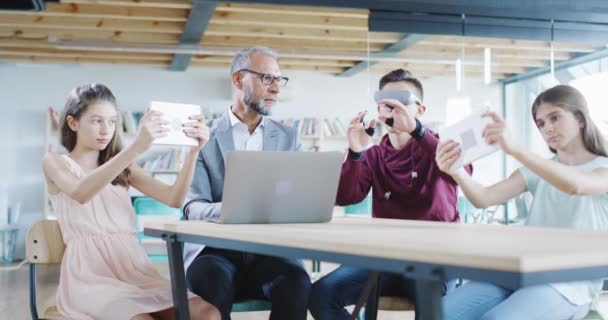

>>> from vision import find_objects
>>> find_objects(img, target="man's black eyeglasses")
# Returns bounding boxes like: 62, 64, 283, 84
238, 69, 289, 87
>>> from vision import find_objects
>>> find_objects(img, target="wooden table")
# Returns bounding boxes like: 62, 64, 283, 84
144, 217, 608, 320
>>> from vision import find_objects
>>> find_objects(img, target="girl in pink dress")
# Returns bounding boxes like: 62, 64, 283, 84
42, 83, 220, 320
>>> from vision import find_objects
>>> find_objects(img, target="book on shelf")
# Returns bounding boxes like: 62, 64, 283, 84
275, 117, 392, 141
122, 111, 145, 136
322, 118, 347, 138
139, 148, 185, 172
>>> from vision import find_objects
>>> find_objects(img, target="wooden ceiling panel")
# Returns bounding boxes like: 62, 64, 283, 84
0, 14, 185, 34
190, 60, 345, 73
215, 2, 367, 18
204, 25, 400, 44
0, 1, 594, 78
192, 55, 357, 68
209, 11, 367, 31
60, 0, 193, 10
0, 26, 180, 43
0, 47, 172, 60
0, 54, 170, 66
43, 2, 189, 21
200, 36, 386, 52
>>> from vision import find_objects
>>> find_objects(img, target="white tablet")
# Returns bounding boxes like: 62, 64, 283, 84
149, 101, 201, 146
438, 113, 500, 170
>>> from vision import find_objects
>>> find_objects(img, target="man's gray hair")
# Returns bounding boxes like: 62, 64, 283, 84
230, 47, 278, 74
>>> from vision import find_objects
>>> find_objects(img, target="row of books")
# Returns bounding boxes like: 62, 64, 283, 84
139, 149, 185, 172
321, 118, 348, 137
277, 118, 349, 137
279, 117, 394, 140
122, 111, 145, 136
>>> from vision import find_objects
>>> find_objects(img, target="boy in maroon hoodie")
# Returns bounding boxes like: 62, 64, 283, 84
308, 69, 471, 320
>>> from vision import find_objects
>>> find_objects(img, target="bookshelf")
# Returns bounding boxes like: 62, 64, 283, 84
276, 117, 385, 152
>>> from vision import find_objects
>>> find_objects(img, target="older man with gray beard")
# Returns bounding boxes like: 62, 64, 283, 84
182, 47, 310, 320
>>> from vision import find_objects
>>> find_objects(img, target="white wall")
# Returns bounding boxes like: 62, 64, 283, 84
0, 62, 503, 258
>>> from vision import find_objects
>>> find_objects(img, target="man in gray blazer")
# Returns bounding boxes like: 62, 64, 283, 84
183, 47, 310, 320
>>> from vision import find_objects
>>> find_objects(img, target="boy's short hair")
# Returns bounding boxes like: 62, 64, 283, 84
379, 69, 424, 101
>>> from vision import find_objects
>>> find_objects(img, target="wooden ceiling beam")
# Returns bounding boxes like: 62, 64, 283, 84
43, 3, 189, 22
0, 13, 395, 43
0, 27, 180, 44
0, 14, 185, 34
59, 0, 193, 9
204, 25, 399, 43
0, 39, 56, 49
209, 11, 367, 31
0, 54, 170, 65
215, 2, 368, 18
0, 48, 171, 60
189, 60, 345, 73
191, 55, 356, 67
199, 36, 386, 52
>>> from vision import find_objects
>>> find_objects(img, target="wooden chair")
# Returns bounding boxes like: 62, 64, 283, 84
26, 220, 75, 320
355, 291, 415, 320
26, 220, 416, 319
350, 296, 415, 320
26, 220, 274, 318
378, 296, 415, 311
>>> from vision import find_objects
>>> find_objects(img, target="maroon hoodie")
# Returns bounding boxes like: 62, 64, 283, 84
336, 130, 472, 222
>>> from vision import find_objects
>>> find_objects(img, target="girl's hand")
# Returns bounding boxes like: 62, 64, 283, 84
436, 139, 462, 176
182, 114, 210, 152
482, 112, 519, 155
132, 111, 170, 153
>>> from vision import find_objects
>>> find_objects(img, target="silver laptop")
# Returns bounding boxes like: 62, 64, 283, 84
217, 151, 343, 224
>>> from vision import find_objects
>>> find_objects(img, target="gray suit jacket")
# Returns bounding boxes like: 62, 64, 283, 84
183, 111, 298, 269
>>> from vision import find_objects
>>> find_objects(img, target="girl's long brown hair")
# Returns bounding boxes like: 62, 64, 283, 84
60, 83, 130, 187
532, 84, 607, 157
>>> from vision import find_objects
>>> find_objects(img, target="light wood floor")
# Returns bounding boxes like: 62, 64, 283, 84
1, 261, 606, 319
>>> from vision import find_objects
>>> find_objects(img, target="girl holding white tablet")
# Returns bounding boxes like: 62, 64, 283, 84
42, 83, 219, 320
437, 84, 608, 320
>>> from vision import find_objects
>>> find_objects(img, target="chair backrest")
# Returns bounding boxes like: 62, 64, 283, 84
26, 220, 65, 264
133, 196, 180, 216
378, 296, 415, 311
344, 196, 372, 216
